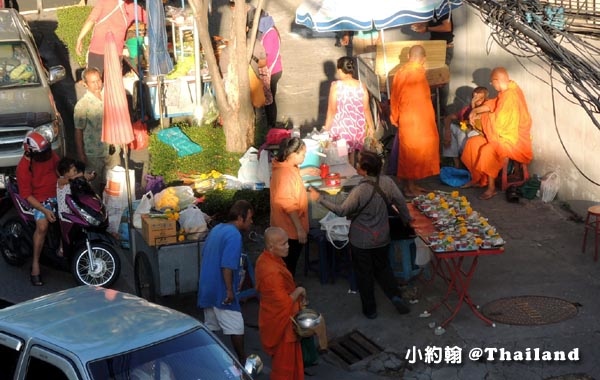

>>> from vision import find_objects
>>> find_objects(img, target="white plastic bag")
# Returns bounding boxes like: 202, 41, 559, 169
540, 171, 560, 203
133, 191, 154, 229
323, 139, 348, 166
237, 147, 260, 184
319, 211, 350, 249
179, 205, 208, 240
415, 238, 432, 266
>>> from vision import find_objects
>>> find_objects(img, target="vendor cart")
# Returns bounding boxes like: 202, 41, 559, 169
131, 228, 256, 303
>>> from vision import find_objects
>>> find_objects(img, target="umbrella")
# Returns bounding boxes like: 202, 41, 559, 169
295, 0, 463, 32
295, 0, 463, 94
147, 0, 173, 76
102, 31, 136, 256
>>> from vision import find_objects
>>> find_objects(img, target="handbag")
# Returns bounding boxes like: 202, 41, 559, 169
367, 179, 416, 240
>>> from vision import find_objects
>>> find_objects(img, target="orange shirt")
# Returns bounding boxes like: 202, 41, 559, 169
389, 61, 440, 179
270, 160, 308, 239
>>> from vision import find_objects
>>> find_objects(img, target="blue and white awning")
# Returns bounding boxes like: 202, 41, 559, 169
295, 0, 463, 32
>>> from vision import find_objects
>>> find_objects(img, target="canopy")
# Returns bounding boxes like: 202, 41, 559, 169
295, 0, 463, 32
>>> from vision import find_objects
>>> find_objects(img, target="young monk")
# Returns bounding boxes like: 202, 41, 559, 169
389, 45, 440, 197
460, 67, 533, 200
255, 227, 327, 379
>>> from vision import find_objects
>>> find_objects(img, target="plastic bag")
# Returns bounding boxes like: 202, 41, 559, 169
128, 120, 149, 151
133, 191, 154, 229
319, 211, 350, 249
201, 90, 219, 125
540, 172, 560, 203
440, 166, 471, 188
179, 205, 208, 240
238, 147, 260, 184
154, 186, 196, 211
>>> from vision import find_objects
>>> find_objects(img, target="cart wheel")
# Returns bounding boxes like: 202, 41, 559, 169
134, 251, 156, 302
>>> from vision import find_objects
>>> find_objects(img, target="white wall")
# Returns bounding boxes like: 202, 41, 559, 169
452, 5, 600, 202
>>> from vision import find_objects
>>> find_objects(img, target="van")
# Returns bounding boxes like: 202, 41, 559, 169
0, 8, 66, 189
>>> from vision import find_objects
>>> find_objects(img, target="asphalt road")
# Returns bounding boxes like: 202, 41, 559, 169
17, 0, 81, 13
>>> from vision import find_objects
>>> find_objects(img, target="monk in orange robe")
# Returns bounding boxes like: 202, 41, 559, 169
461, 67, 533, 199
255, 227, 306, 380
390, 45, 440, 197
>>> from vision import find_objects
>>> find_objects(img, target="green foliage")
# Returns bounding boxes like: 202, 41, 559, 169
149, 122, 241, 184
56, 6, 92, 68
201, 188, 270, 226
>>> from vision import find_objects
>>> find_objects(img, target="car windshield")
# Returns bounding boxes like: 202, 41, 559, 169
87, 328, 252, 380
0, 41, 40, 88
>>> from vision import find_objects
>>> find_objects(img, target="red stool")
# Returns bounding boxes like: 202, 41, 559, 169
500, 159, 529, 191
582, 205, 600, 262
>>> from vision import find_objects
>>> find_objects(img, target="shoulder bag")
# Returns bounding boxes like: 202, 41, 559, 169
366, 179, 416, 240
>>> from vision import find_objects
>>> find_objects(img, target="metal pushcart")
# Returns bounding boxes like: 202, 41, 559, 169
132, 229, 257, 303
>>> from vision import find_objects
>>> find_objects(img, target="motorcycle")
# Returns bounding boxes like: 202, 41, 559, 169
0, 176, 121, 287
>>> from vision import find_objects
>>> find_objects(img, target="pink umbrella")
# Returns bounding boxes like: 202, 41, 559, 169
102, 31, 136, 252
102, 32, 134, 145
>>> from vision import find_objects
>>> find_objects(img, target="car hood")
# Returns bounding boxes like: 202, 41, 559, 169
0, 85, 56, 116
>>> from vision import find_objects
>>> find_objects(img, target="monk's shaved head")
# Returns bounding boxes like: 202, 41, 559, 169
264, 227, 288, 250
490, 67, 510, 91
408, 45, 426, 60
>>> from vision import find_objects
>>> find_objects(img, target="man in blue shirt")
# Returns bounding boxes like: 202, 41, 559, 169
197, 200, 254, 362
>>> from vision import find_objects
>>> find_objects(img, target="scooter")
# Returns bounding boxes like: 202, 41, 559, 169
0, 176, 121, 287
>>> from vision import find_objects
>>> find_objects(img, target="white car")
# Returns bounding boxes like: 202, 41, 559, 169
0, 286, 260, 379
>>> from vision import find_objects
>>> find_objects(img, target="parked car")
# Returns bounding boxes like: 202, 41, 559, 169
0, 286, 260, 379
0, 8, 66, 190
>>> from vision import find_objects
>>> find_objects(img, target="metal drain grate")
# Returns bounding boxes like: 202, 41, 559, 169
327, 330, 383, 367
482, 296, 579, 326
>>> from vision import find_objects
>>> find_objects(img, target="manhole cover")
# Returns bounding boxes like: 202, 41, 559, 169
327, 330, 382, 367
482, 296, 578, 326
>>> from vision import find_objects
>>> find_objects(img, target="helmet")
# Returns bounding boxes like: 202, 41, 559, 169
23, 132, 50, 155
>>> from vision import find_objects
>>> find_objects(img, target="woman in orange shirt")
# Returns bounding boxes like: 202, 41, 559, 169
270, 137, 318, 276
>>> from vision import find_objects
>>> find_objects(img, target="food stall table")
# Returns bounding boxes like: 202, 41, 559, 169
409, 204, 503, 331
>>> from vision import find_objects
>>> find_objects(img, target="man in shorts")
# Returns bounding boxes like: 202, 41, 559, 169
16, 132, 60, 286
197, 200, 254, 362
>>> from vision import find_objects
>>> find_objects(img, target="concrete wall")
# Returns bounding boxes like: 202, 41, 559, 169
452, 5, 600, 203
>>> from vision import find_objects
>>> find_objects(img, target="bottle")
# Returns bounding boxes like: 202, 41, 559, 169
292, 126, 301, 138
320, 163, 329, 179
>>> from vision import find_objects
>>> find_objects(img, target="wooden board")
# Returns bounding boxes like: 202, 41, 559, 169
376, 40, 449, 92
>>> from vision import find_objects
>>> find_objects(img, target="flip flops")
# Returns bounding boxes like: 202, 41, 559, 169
478, 191, 498, 200
30, 274, 43, 286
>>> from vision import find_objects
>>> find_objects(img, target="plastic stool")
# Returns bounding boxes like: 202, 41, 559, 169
582, 205, 600, 262
500, 159, 529, 191
388, 239, 420, 282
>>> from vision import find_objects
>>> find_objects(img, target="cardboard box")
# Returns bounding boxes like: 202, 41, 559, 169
142, 214, 177, 246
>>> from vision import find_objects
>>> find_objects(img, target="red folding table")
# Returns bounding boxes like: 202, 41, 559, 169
409, 204, 503, 329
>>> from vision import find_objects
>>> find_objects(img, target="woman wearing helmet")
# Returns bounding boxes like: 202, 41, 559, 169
16, 132, 60, 286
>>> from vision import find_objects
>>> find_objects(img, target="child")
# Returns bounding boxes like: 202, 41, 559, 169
56, 158, 96, 222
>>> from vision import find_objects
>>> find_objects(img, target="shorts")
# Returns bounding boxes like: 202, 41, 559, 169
33, 198, 57, 221
203, 307, 244, 335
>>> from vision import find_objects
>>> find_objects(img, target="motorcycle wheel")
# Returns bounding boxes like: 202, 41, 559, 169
134, 251, 157, 302
1, 218, 30, 266
72, 242, 121, 287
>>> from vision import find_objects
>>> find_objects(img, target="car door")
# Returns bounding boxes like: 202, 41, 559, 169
22, 346, 81, 380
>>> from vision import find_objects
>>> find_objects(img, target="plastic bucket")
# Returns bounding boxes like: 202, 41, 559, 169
300, 139, 321, 168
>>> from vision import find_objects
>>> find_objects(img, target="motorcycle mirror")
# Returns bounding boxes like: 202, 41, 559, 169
244, 353, 263, 376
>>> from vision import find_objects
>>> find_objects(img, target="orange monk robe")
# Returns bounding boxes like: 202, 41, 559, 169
461, 81, 533, 180
390, 61, 440, 179
270, 160, 309, 240
255, 250, 303, 380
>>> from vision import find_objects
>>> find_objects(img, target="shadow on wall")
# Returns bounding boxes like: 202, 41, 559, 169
317, 60, 337, 127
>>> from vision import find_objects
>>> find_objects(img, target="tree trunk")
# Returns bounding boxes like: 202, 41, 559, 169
188, 0, 255, 153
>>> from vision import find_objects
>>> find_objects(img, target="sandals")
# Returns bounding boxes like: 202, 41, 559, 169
30, 274, 44, 286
